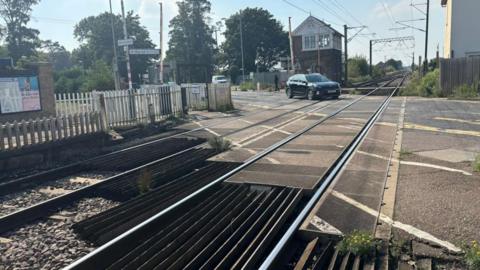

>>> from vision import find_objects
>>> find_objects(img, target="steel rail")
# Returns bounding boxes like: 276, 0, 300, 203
258, 74, 407, 270
64, 79, 395, 270
0, 97, 339, 234
0, 98, 311, 194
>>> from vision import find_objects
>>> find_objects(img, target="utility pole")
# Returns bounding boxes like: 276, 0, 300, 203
419, 55, 422, 75
239, 10, 245, 83
121, 0, 133, 89
369, 40, 373, 76
288, 17, 295, 73
109, 0, 120, 90
159, 2, 164, 84
423, 0, 430, 74
412, 52, 415, 72
317, 39, 321, 73
344, 24, 348, 85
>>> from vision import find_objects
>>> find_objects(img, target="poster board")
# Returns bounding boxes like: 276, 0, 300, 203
0, 76, 41, 114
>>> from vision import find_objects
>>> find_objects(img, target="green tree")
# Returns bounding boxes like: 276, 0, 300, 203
73, 11, 156, 84
54, 67, 85, 93
41, 40, 72, 71
348, 56, 369, 78
222, 8, 288, 82
166, 0, 216, 83
81, 60, 115, 91
385, 59, 403, 71
0, 0, 41, 63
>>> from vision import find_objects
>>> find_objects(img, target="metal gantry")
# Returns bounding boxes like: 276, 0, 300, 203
369, 36, 415, 75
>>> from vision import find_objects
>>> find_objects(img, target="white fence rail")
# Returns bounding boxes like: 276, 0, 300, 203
55, 92, 97, 116
55, 85, 183, 128
0, 112, 105, 151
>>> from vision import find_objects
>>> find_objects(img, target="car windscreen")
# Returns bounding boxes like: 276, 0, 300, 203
306, 74, 329, 82
214, 76, 226, 80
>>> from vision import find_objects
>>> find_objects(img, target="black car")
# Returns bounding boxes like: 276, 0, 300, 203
286, 73, 341, 100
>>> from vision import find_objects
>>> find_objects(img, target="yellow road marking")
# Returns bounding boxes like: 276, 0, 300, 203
404, 123, 480, 137
434, 117, 480, 125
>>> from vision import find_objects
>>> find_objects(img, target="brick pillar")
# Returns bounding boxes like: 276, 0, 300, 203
34, 62, 56, 116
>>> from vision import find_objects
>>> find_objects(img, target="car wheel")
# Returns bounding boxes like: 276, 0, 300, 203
307, 90, 315, 100
286, 88, 293, 98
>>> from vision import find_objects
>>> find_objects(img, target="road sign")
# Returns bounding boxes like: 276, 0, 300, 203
118, 38, 134, 46
129, 48, 160, 55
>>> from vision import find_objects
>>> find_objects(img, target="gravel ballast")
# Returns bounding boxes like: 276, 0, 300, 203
0, 172, 114, 217
0, 197, 120, 270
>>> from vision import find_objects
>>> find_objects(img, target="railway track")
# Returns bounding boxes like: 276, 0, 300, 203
0, 94, 341, 234
260, 75, 407, 270
0, 97, 305, 195
62, 76, 405, 270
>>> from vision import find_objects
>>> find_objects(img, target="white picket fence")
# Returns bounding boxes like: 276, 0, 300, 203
0, 84, 232, 151
0, 112, 105, 151
55, 85, 183, 128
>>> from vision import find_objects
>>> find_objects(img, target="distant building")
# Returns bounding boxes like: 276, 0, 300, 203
442, 0, 480, 58
291, 16, 343, 82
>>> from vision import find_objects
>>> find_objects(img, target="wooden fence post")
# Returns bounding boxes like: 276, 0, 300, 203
0, 124, 5, 150
98, 93, 109, 132
21, 120, 28, 147
6, 122, 13, 149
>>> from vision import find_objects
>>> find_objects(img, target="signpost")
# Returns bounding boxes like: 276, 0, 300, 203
118, 38, 134, 47
129, 49, 161, 55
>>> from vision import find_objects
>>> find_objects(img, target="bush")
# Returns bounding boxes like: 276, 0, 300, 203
208, 136, 232, 153
349, 75, 371, 85
473, 155, 480, 172
400, 69, 441, 97
418, 69, 441, 97
372, 66, 386, 79
239, 81, 255, 91
217, 104, 235, 112
336, 230, 378, 257
81, 60, 115, 92
137, 169, 153, 194
348, 56, 369, 78
453, 83, 479, 99
464, 240, 480, 269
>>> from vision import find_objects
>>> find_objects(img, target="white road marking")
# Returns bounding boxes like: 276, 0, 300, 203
330, 190, 461, 252
239, 119, 254, 124
356, 151, 472, 176
400, 160, 472, 176
260, 125, 292, 135
376, 121, 397, 127
336, 125, 361, 131
266, 157, 281, 164
193, 120, 241, 146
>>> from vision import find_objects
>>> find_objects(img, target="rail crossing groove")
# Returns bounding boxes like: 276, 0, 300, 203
63, 76, 404, 270
0, 96, 337, 234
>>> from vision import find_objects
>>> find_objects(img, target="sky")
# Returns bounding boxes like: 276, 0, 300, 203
28, 0, 445, 65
